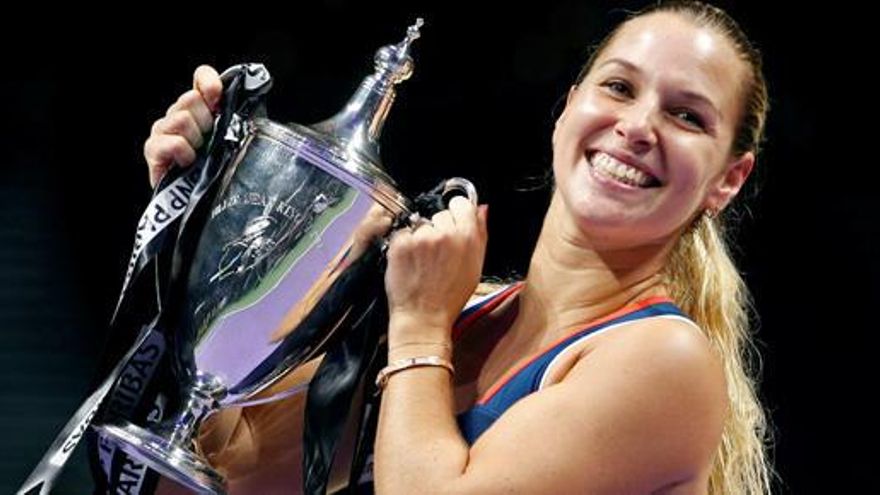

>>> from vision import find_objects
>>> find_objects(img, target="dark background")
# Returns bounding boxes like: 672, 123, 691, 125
1, 1, 872, 493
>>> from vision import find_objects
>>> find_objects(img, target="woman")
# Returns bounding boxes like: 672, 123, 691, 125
146, 1, 772, 493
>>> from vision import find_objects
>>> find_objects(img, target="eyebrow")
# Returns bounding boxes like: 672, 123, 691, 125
597, 58, 722, 120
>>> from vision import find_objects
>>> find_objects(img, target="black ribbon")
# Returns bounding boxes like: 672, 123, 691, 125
301, 183, 453, 495
16, 64, 272, 495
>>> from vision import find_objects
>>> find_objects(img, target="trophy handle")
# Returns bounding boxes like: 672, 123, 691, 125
390, 177, 480, 251
441, 177, 478, 206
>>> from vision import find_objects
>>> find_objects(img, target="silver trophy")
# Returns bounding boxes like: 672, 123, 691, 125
94, 19, 476, 493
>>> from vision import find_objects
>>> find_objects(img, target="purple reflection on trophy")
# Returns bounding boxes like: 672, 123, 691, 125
194, 191, 375, 388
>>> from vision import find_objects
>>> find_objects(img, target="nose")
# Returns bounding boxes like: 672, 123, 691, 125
614, 99, 658, 152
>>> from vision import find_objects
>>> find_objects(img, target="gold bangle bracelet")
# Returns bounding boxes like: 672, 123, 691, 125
389, 341, 452, 350
375, 355, 455, 390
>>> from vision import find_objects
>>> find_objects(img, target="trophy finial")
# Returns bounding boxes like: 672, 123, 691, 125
314, 18, 426, 159
405, 18, 424, 45
374, 18, 425, 84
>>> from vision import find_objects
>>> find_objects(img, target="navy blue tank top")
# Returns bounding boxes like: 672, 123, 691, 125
454, 284, 694, 444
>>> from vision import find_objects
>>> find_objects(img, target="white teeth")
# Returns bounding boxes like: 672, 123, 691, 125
589, 152, 654, 187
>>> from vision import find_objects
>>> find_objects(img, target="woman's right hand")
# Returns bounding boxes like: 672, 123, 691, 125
144, 65, 223, 187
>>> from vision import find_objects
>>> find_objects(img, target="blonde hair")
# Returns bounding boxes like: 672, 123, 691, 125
576, 2, 776, 493
664, 214, 774, 494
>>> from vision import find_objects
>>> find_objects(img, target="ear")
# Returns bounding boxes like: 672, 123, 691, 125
703, 151, 755, 213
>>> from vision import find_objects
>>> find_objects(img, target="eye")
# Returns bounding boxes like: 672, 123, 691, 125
671, 109, 706, 130
601, 79, 633, 98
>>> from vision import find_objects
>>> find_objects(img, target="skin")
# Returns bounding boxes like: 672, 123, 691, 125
143, 65, 221, 188
149, 11, 755, 494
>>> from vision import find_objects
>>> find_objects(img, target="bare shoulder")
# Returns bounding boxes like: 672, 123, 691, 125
456, 317, 729, 493
569, 316, 729, 467
591, 315, 725, 377
578, 315, 728, 413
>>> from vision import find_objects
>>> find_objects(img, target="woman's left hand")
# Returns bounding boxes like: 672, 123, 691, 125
384, 197, 488, 347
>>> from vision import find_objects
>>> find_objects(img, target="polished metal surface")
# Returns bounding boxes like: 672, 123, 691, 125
182, 119, 407, 405
97, 422, 226, 494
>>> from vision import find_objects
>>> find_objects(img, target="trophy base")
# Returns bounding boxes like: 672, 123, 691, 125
96, 422, 226, 494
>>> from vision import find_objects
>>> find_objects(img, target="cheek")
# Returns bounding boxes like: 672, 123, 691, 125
553, 103, 609, 180
549, 151, 570, 194
555, 95, 613, 147
662, 151, 720, 216
665, 134, 720, 184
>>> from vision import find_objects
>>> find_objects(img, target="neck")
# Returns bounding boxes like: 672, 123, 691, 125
517, 192, 678, 341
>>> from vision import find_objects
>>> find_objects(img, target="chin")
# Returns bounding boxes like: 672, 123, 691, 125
572, 208, 679, 250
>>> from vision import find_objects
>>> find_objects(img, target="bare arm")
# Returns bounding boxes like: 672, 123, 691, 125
373, 318, 727, 495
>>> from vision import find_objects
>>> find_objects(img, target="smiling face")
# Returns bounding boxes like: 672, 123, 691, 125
551, 12, 754, 249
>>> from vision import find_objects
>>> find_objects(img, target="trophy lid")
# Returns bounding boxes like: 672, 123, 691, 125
254, 118, 412, 216
305, 19, 424, 210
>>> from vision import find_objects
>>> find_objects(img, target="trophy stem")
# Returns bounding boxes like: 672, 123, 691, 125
95, 372, 228, 494
168, 372, 226, 446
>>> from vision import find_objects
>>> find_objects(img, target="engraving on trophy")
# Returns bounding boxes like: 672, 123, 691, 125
211, 214, 278, 283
